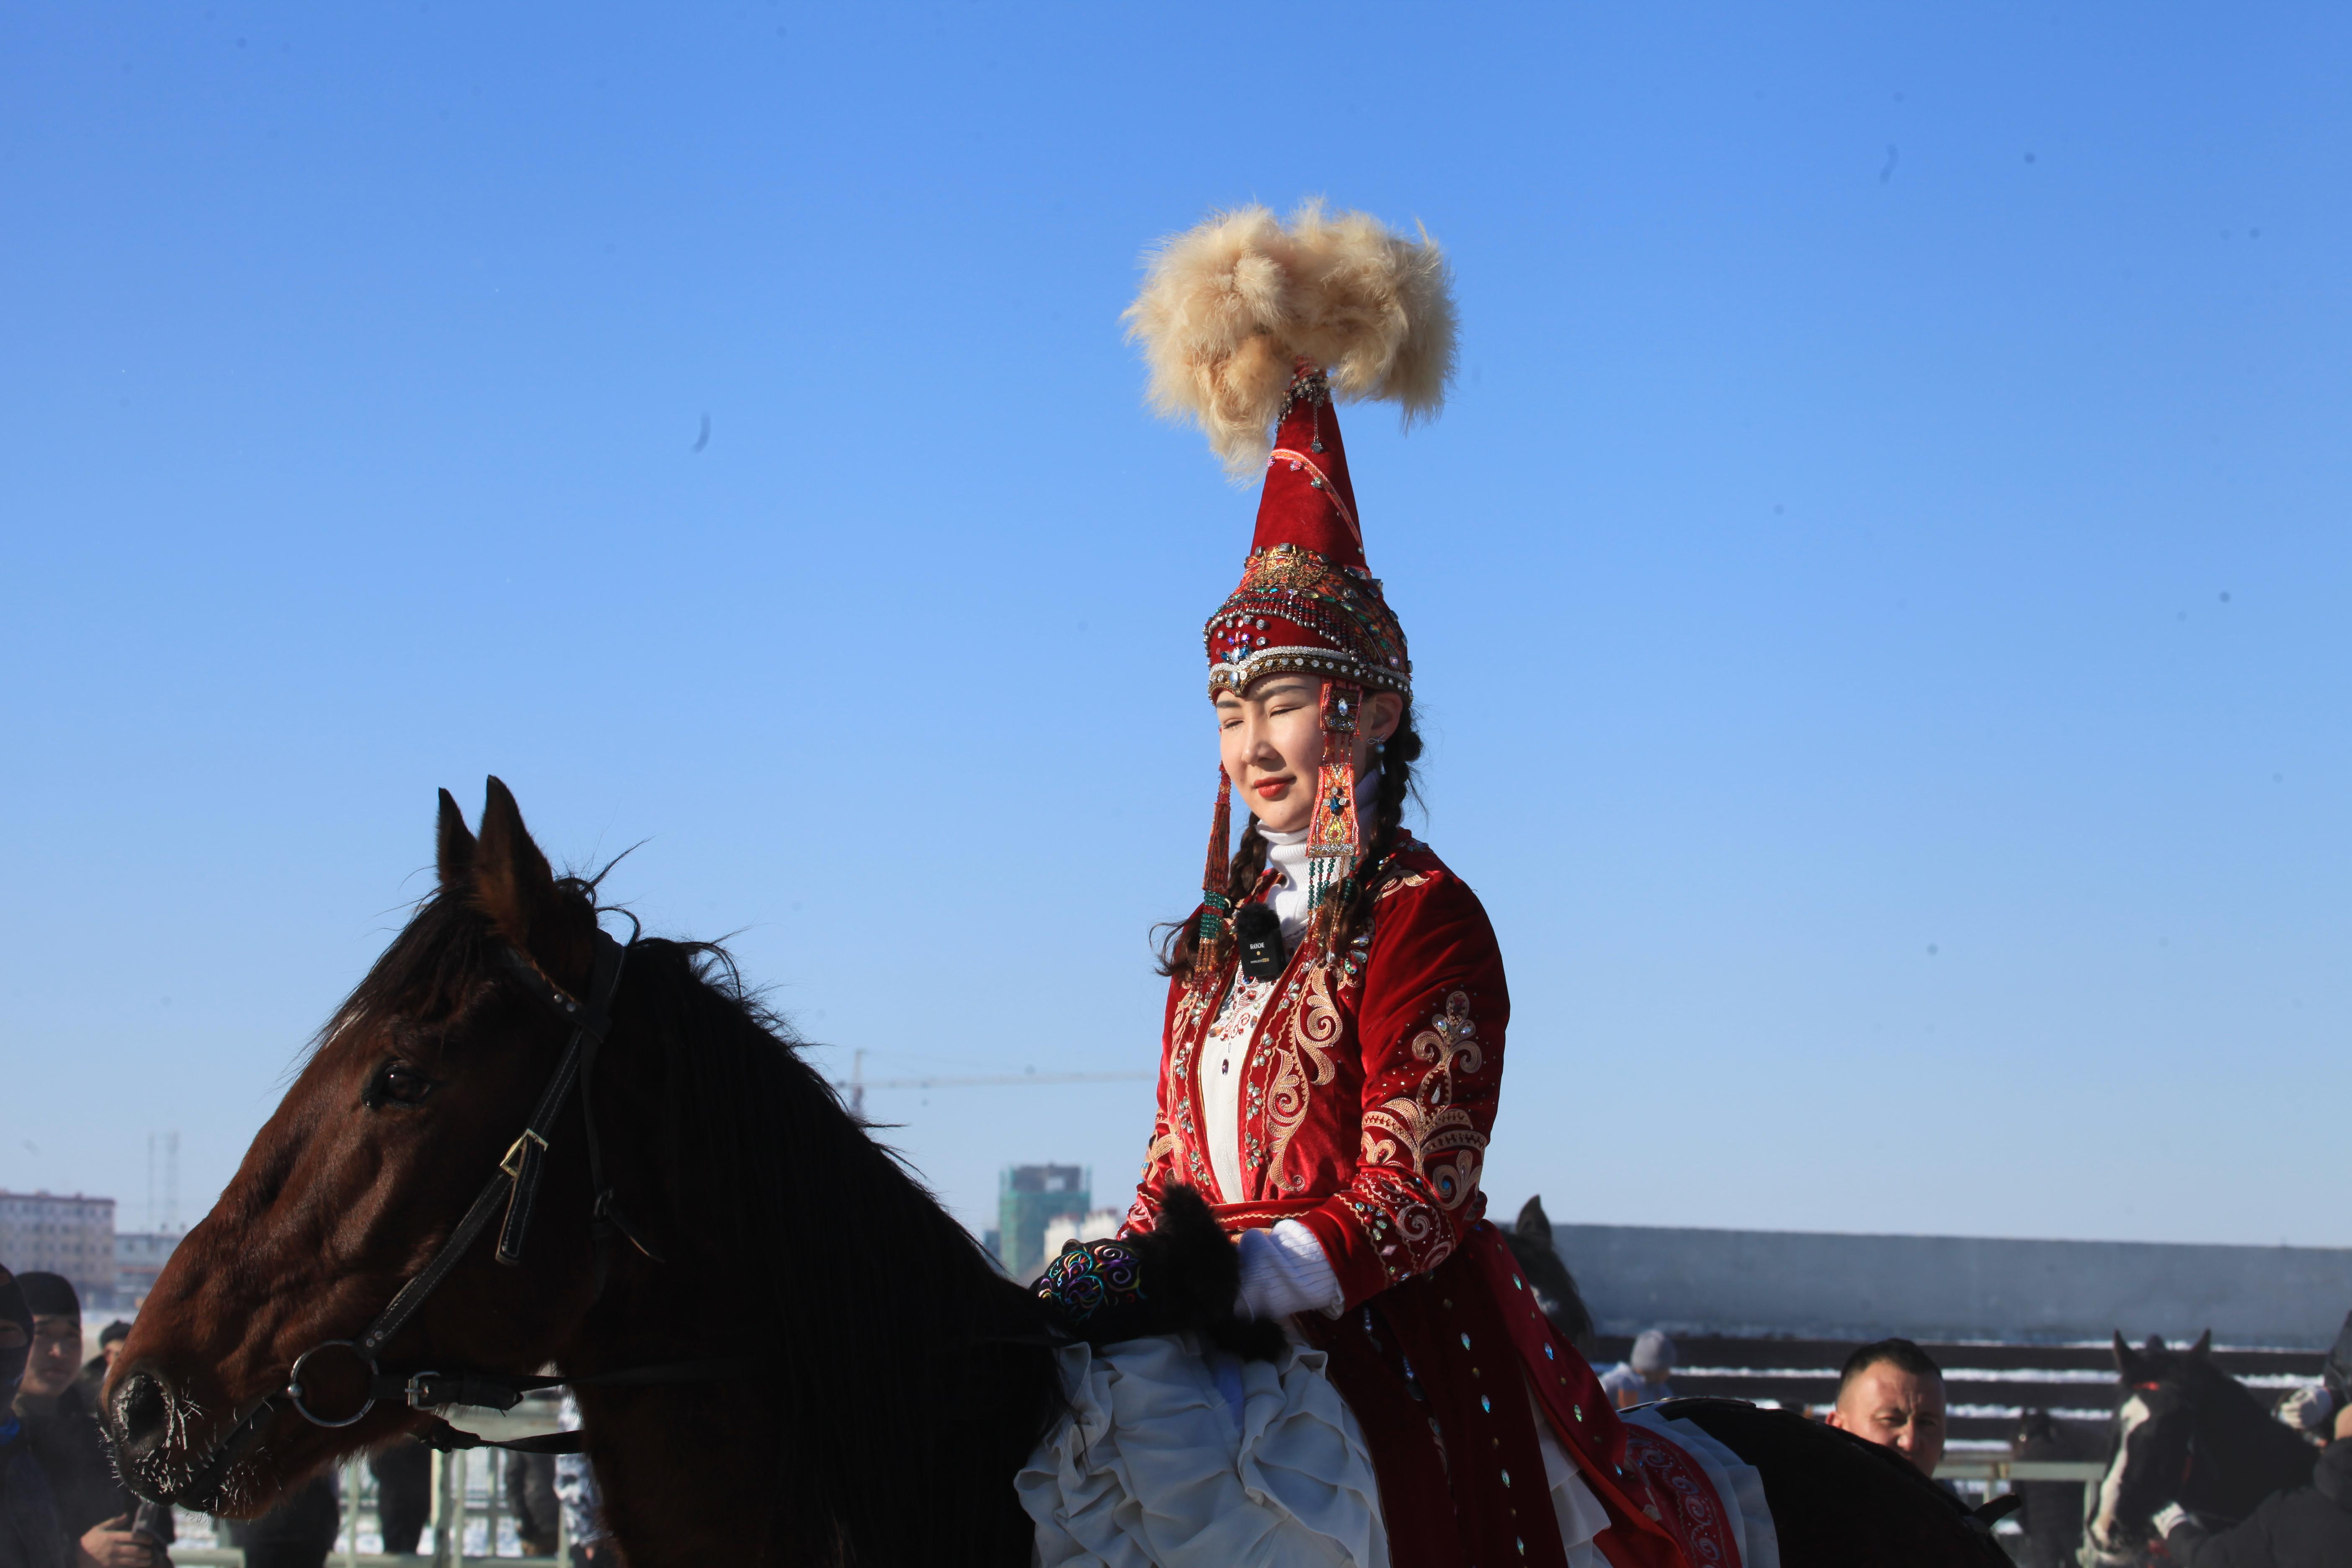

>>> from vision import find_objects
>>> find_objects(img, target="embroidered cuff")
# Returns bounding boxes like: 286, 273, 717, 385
1300, 1200, 1401, 1308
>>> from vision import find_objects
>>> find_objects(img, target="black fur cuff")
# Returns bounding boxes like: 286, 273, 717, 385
1031, 1186, 1287, 1362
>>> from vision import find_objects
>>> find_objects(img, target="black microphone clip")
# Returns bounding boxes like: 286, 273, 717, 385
1234, 903, 1288, 982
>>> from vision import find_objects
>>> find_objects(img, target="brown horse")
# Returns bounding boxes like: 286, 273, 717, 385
108, 779, 1062, 1565
110, 780, 2009, 1567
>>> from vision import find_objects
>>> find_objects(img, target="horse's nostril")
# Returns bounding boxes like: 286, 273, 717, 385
114, 1370, 170, 1447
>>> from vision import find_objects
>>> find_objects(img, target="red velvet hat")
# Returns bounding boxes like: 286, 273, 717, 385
1204, 368, 1410, 698
1125, 202, 1455, 962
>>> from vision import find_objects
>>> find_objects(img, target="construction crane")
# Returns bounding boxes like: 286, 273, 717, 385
833, 1047, 1150, 1118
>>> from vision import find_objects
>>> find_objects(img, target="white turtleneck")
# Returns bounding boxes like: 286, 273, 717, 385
1259, 824, 1314, 948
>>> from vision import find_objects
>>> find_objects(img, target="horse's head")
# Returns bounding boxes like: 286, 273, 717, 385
110, 780, 617, 1515
1506, 1195, 1598, 1356
2083, 1330, 2213, 1561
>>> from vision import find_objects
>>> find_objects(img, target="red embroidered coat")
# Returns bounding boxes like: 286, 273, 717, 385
1124, 838, 1498, 1297
1122, 841, 1725, 1568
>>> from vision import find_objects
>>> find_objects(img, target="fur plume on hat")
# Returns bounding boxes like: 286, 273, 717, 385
1124, 201, 1457, 478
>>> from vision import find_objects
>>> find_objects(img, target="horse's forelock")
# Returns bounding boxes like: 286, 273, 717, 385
308, 891, 508, 1064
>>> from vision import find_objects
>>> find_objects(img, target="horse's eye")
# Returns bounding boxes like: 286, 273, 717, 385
364, 1061, 435, 1109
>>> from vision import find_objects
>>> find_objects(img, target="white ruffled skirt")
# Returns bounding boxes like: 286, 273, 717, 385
1016, 1333, 1637, 1568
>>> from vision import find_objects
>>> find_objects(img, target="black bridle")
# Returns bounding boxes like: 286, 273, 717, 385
167, 916, 725, 1504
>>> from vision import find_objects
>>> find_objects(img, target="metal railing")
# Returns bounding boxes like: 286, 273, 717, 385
157, 1419, 2119, 1564
1936, 1458, 2108, 1483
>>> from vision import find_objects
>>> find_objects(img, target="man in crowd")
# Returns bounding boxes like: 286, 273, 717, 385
0, 1268, 68, 1568
369, 1435, 433, 1556
1825, 1336, 1948, 1478
75, 1328, 127, 1410
12, 1276, 161, 1568
2012, 1408, 2095, 1568
505, 1452, 560, 1560
371, 1434, 555, 1561
2160, 1400, 2352, 1565
1600, 1330, 1678, 1410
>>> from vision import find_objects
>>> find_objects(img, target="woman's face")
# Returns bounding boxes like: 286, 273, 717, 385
1215, 674, 1401, 835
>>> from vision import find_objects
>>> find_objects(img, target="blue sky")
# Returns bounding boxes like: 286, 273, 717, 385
5, 3, 2346, 1251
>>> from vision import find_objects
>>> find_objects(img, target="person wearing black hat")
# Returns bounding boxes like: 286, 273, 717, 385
10, 1274, 162, 1568
0, 1267, 69, 1568
75, 1326, 129, 1411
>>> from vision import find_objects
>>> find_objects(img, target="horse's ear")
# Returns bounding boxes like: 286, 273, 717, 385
2113, 1331, 2140, 1376
472, 776, 562, 955
2190, 1329, 2212, 1358
436, 789, 476, 889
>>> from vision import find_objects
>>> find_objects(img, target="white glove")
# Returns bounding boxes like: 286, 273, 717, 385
2279, 1385, 2336, 1434
2151, 1502, 2189, 1539
1234, 1221, 1345, 1321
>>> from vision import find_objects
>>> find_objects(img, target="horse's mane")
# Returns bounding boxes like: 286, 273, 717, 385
333, 887, 1063, 1561
2141, 1346, 2271, 1429
609, 931, 1063, 1558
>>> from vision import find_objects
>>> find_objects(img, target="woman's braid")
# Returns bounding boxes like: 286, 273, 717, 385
1333, 704, 1421, 954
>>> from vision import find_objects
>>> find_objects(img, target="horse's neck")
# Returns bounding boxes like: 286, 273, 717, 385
579, 1088, 1048, 1561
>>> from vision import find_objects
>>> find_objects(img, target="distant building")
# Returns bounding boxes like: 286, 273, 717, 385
114, 1230, 183, 1308
997, 1165, 1090, 1280
1042, 1208, 1126, 1260
0, 1192, 117, 1308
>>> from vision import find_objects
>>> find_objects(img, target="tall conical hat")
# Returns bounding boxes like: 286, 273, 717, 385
1127, 201, 1453, 697
1126, 202, 1455, 961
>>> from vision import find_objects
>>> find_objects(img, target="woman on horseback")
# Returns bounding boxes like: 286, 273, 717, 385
1019, 206, 1772, 1568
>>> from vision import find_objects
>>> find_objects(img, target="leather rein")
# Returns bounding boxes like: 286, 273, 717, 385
168, 916, 728, 1503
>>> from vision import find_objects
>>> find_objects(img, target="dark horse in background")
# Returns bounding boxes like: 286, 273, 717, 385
1506, 1194, 1600, 1359
2081, 1331, 2319, 1564
108, 781, 2009, 1566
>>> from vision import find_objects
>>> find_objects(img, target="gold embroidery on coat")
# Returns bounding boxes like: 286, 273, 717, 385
1261, 964, 1343, 1195
1360, 990, 1487, 1213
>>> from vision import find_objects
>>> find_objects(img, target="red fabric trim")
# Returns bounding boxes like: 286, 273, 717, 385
1468, 1226, 1712, 1568
1203, 1197, 1320, 1231
1621, 1423, 1744, 1568
1474, 1226, 1626, 1473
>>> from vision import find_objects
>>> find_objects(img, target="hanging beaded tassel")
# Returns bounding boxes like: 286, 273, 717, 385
1195, 763, 1236, 975
1305, 680, 1364, 957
